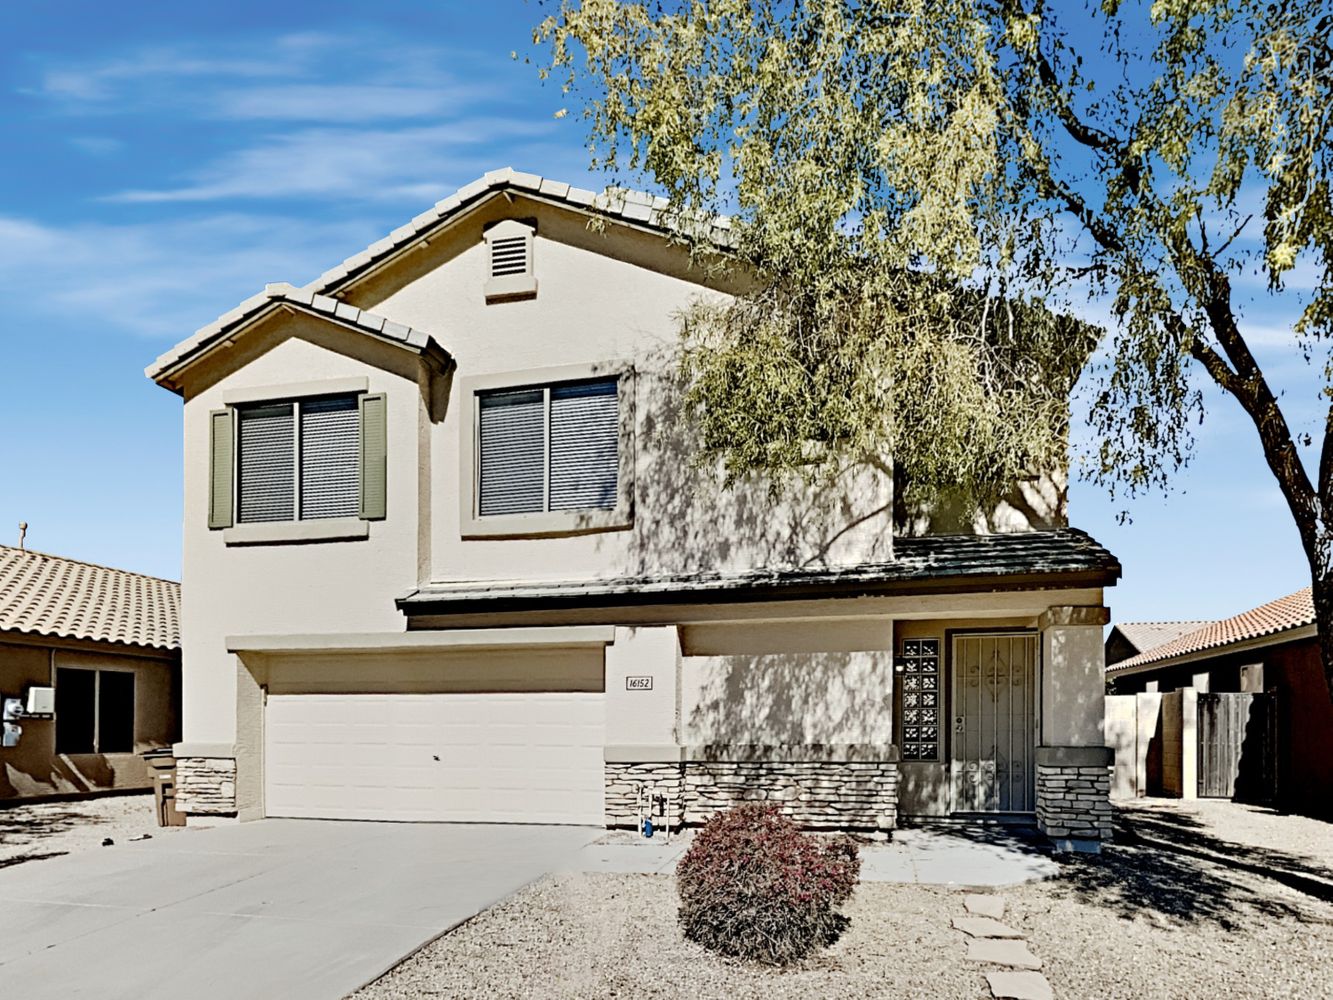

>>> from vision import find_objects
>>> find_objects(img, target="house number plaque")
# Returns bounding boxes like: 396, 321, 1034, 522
625, 676, 653, 691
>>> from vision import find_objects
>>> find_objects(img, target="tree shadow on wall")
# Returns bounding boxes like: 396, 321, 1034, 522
623, 350, 894, 577
685, 652, 893, 745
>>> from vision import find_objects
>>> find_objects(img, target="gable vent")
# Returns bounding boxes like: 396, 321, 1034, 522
483, 219, 539, 302
490, 235, 529, 277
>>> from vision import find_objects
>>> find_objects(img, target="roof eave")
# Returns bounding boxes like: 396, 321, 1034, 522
148, 297, 454, 396
1107, 621, 1318, 676
396, 566, 1119, 620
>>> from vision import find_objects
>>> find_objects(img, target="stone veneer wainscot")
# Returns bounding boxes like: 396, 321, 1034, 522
1034, 746, 1114, 851
605, 745, 900, 833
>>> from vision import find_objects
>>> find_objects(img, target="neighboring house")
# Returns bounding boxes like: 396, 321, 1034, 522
1106, 588, 1332, 818
0, 545, 180, 800
147, 168, 1120, 848
1103, 620, 1210, 672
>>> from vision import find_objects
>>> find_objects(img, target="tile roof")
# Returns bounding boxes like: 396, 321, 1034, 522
1111, 620, 1212, 657
148, 168, 729, 388
0, 546, 180, 651
398, 528, 1120, 616
147, 283, 452, 390
1109, 587, 1314, 672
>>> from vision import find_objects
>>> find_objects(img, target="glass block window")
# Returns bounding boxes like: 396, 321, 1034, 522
898, 638, 941, 761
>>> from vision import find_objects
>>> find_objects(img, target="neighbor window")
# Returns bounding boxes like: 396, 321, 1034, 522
477, 377, 620, 516
237, 395, 359, 523
55, 667, 134, 755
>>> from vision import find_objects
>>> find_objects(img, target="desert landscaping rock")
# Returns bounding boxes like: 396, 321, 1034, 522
353, 874, 985, 1000
0, 794, 178, 867
951, 915, 1025, 939
964, 893, 1007, 919
966, 937, 1042, 970
987, 970, 1055, 1000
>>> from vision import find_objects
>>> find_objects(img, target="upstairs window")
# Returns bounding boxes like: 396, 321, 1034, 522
237, 395, 360, 523
478, 377, 619, 517
208, 388, 388, 532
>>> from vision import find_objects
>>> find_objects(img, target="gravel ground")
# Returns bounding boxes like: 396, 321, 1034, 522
353, 801, 1333, 1000
0, 792, 180, 867
1004, 802, 1333, 999
352, 875, 980, 1000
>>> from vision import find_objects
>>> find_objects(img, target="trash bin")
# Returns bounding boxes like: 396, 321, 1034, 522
141, 749, 186, 827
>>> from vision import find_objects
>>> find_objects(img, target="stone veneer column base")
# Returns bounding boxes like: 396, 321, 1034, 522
604, 761, 686, 829
605, 746, 900, 833
1034, 747, 1114, 853
175, 757, 238, 817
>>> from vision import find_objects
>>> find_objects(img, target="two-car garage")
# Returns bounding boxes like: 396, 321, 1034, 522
253, 638, 608, 827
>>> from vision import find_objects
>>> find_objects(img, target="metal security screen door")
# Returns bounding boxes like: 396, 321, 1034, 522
951, 633, 1038, 813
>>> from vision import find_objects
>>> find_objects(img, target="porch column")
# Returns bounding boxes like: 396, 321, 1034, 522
1036, 606, 1114, 852
602, 626, 685, 829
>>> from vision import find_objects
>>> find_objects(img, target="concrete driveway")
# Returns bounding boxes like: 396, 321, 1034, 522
0, 819, 600, 1000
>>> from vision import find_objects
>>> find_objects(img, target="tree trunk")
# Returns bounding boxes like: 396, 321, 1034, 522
1307, 531, 1333, 706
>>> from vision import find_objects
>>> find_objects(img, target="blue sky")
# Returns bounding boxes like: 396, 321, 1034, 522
0, 1, 1318, 626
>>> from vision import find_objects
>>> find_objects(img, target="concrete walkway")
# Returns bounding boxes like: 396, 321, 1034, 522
0, 819, 599, 1000
573, 826, 1060, 886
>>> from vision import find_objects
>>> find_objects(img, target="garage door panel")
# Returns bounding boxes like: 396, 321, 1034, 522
265, 690, 605, 825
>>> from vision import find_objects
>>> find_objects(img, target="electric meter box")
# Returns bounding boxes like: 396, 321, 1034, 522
25, 687, 55, 716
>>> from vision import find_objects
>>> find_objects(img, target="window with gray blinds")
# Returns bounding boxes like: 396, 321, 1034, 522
237, 395, 359, 523
300, 396, 359, 519
550, 380, 619, 510
478, 389, 545, 516
477, 377, 619, 517
238, 403, 296, 523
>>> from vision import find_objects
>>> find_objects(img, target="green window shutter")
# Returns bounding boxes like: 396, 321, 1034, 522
208, 408, 235, 529
359, 393, 387, 520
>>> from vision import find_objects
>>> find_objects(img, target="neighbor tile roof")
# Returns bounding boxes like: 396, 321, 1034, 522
0, 546, 180, 651
398, 528, 1121, 616
148, 168, 730, 386
147, 283, 451, 389
1112, 620, 1212, 657
1109, 587, 1314, 672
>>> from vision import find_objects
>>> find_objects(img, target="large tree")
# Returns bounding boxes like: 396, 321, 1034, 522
537, 0, 1333, 701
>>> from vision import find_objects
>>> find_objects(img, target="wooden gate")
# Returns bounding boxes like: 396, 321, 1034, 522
1197, 692, 1275, 801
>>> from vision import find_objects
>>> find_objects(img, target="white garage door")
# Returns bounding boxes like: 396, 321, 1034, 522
264, 692, 605, 825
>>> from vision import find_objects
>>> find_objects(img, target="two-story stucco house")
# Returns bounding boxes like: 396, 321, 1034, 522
147, 169, 1119, 849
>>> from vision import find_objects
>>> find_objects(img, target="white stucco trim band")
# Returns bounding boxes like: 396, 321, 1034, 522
222, 376, 369, 405
173, 742, 235, 758
225, 626, 617, 655
224, 518, 371, 546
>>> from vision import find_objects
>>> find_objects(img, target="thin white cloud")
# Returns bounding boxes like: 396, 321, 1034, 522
105, 121, 560, 204
0, 213, 381, 339
212, 83, 499, 122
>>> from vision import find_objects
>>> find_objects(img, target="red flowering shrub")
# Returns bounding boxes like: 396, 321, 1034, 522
676, 803, 860, 965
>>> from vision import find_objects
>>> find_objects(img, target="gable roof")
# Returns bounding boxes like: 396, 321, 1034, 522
147, 282, 453, 394
1108, 620, 1211, 659
147, 168, 727, 391
0, 546, 180, 651
1109, 587, 1314, 673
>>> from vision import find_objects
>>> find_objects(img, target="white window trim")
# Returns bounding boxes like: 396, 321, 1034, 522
222, 378, 371, 546
459, 362, 635, 539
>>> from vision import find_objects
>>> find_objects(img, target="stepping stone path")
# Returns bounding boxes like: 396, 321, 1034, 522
954, 893, 1057, 1000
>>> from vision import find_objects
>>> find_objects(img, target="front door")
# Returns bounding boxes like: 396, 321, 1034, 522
951, 633, 1037, 813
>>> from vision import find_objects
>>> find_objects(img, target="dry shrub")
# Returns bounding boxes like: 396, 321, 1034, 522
676, 803, 860, 964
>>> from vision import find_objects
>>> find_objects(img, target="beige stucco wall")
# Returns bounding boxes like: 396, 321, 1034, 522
0, 638, 178, 799
178, 322, 431, 746
353, 196, 894, 583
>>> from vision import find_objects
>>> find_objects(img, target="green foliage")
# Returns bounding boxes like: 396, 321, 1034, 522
537, 1, 1332, 513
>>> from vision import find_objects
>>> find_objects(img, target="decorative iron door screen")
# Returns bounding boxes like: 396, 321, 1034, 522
950, 633, 1037, 813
